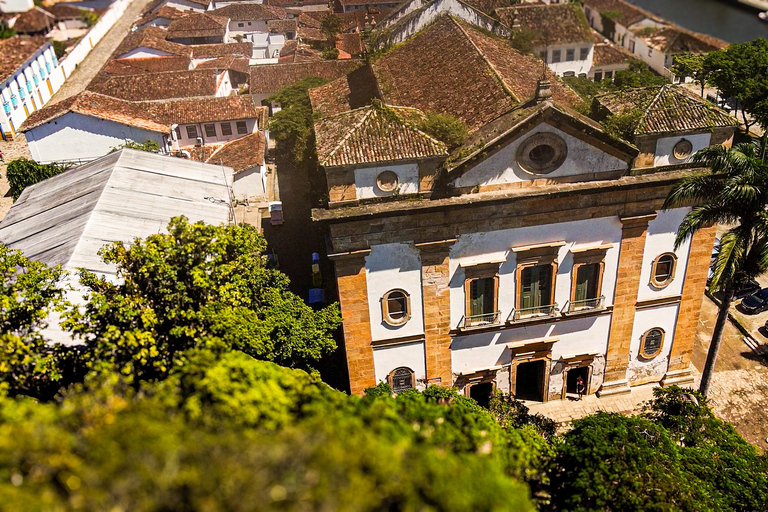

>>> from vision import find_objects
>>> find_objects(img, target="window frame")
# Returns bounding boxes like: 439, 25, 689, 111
552, 49, 561, 63
236, 120, 248, 134
381, 288, 411, 326
579, 47, 589, 60
388, 366, 415, 393
204, 123, 216, 138
566, 48, 575, 62
650, 252, 677, 289
220, 122, 232, 136
513, 246, 560, 318
185, 125, 198, 139
640, 328, 665, 359
569, 250, 606, 311
464, 264, 501, 326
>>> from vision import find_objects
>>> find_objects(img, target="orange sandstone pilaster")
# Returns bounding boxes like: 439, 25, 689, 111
419, 244, 453, 387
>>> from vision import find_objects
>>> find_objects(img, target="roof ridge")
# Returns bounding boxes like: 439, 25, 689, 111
449, 16, 520, 103
635, 84, 666, 134
323, 107, 375, 164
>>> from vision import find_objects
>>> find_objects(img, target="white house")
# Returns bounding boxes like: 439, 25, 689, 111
0, 0, 32, 13
496, 3, 594, 78
0, 36, 64, 141
20, 91, 268, 163
206, 131, 268, 201
0, 149, 234, 345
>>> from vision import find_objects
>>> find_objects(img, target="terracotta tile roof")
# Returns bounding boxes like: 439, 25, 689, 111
20, 91, 267, 132
314, 104, 447, 167
206, 131, 266, 171
495, 4, 593, 46
47, 4, 88, 20
298, 25, 325, 41
0, 36, 48, 83
596, 85, 738, 135
20, 92, 169, 132
371, 16, 579, 131
113, 26, 192, 58
582, 0, 648, 27
457, 0, 518, 17
592, 41, 633, 67
166, 12, 229, 39
278, 40, 324, 62
196, 55, 251, 74
191, 42, 253, 58
297, 12, 322, 28
12, 7, 55, 34
267, 18, 297, 33
308, 64, 379, 118
339, 0, 398, 6
88, 69, 223, 101
635, 25, 727, 53
249, 59, 363, 94
209, 4, 287, 20
335, 32, 362, 55
135, 5, 186, 26
102, 56, 192, 74
266, 0, 329, 6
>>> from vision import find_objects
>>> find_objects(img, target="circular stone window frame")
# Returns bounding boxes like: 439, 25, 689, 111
516, 132, 568, 175
639, 327, 665, 359
673, 138, 693, 161
382, 288, 411, 326
376, 170, 400, 193
650, 252, 677, 289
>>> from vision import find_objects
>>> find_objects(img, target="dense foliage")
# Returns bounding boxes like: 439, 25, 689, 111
5, 158, 69, 200
109, 139, 161, 153
418, 112, 468, 150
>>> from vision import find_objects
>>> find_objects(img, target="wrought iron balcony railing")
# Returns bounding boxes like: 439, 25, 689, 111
507, 303, 559, 322
563, 296, 605, 314
459, 311, 501, 329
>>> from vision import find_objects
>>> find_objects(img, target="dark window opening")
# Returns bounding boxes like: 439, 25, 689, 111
515, 360, 545, 402
204, 124, 216, 137
520, 264, 553, 314
185, 125, 197, 139
220, 122, 232, 136
469, 381, 494, 408
236, 121, 248, 134
566, 366, 590, 396
575, 263, 600, 303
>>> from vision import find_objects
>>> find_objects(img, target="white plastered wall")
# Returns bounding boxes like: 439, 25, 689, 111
627, 303, 680, 384
653, 132, 711, 167
365, 242, 425, 341
373, 340, 427, 387
117, 47, 176, 59
538, 44, 593, 77
354, 162, 419, 200
636, 207, 692, 302
451, 122, 628, 189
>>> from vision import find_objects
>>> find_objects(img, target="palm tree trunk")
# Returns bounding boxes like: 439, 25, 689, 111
699, 287, 734, 396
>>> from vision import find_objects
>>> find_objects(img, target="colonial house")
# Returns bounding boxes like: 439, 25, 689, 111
496, 3, 594, 78
166, 12, 230, 44
590, 37, 632, 82
336, 0, 401, 13
1, 36, 63, 141
134, 6, 187, 29
310, 13, 732, 404
0, 149, 234, 345
593, 85, 739, 168
141, 0, 213, 15
583, 0, 726, 80
20, 92, 267, 162
112, 26, 194, 59
206, 131, 268, 201
264, 0, 329, 12
88, 68, 233, 101
208, 4, 291, 39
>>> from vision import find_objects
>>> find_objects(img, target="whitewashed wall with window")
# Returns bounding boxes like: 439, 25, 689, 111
373, 340, 427, 387
637, 208, 693, 301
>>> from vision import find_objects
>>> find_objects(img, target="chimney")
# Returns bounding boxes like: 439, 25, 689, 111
535, 79, 551, 104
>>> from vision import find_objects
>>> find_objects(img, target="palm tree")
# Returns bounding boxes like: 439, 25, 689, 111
664, 134, 768, 396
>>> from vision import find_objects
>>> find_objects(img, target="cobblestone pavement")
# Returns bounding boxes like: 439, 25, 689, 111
46, 0, 153, 106
528, 295, 768, 450
0, 134, 32, 219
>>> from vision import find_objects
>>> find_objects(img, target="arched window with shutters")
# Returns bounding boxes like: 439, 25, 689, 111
389, 367, 414, 393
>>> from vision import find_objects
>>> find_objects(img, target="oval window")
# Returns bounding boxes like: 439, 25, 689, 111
651, 253, 677, 288
516, 132, 568, 174
673, 139, 693, 160
641, 328, 664, 359
382, 289, 410, 326
376, 170, 399, 193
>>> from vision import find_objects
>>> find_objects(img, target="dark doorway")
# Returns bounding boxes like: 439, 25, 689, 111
515, 360, 546, 402
566, 366, 590, 396
469, 382, 494, 408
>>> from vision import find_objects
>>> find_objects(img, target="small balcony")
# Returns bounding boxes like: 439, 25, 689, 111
563, 296, 605, 315
459, 311, 501, 330
508, 303, 559, 323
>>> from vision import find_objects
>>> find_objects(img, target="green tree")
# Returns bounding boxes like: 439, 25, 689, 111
613, 59, 669, 88
418, 112, 468, 150
268, 76, 329, 166
320, 11, 343, 41
602, 108, 643, 142
5, 158, 69, 200
663, 134, 768, 395
64, 217, 341, 383
704, 38, 768, 131
0, 21, 14, 39
109, 139, 161, 153
321, 47, 339, 60
672, 53, 710, 98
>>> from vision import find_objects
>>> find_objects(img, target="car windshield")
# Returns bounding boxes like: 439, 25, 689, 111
745, 289, 768, 304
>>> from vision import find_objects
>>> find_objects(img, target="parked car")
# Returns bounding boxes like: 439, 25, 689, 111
740, 287, 768, 314
734, 279, 761, 299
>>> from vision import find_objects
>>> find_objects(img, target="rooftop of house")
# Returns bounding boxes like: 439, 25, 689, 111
209, 3, 287, 21
266, 0, 329, 7
102, 56, 192, 74
457, 0, 519, 17
495, 3, 593, 46
297, 12, 322, 28
278, 40, 324, 62
166, 12, 229, 39
46, 4, 88, 20
0, 149, 232, 277
194, 55, 250, 74
141, 0, 211, 14
335, 32, 363, 55
206, 131, 267, 171
595, 85, 739, 135
0, 35, 49, 84
20, 90, 267, 132
592, 40, 634, 67
339, 0, 399, 6
267, 18, 297, 33
88, 68, 225, 101
369, 15, 580, 131
582, 0, 649, 28
308, 64, 380, 118
134, 5, 187, 26
632, 25, 727, 53
297, 25, 325, 41
190, 42, 253, 58
248, 59, 363, 94
314, 103, 448, 167
11, 6, 55, 34
113, 25, 192, 58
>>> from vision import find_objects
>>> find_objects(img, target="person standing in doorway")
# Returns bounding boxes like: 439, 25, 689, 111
575, 376, 585, 401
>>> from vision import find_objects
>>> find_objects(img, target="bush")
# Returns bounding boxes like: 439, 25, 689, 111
5, 158, 68, 200
321, 47, 339, 60
418, 112, 468, 150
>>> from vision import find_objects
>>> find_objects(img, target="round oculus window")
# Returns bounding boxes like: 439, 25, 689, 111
673, 139, 693, 160
376, 170, 399, 193
516, 133, 568, 175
